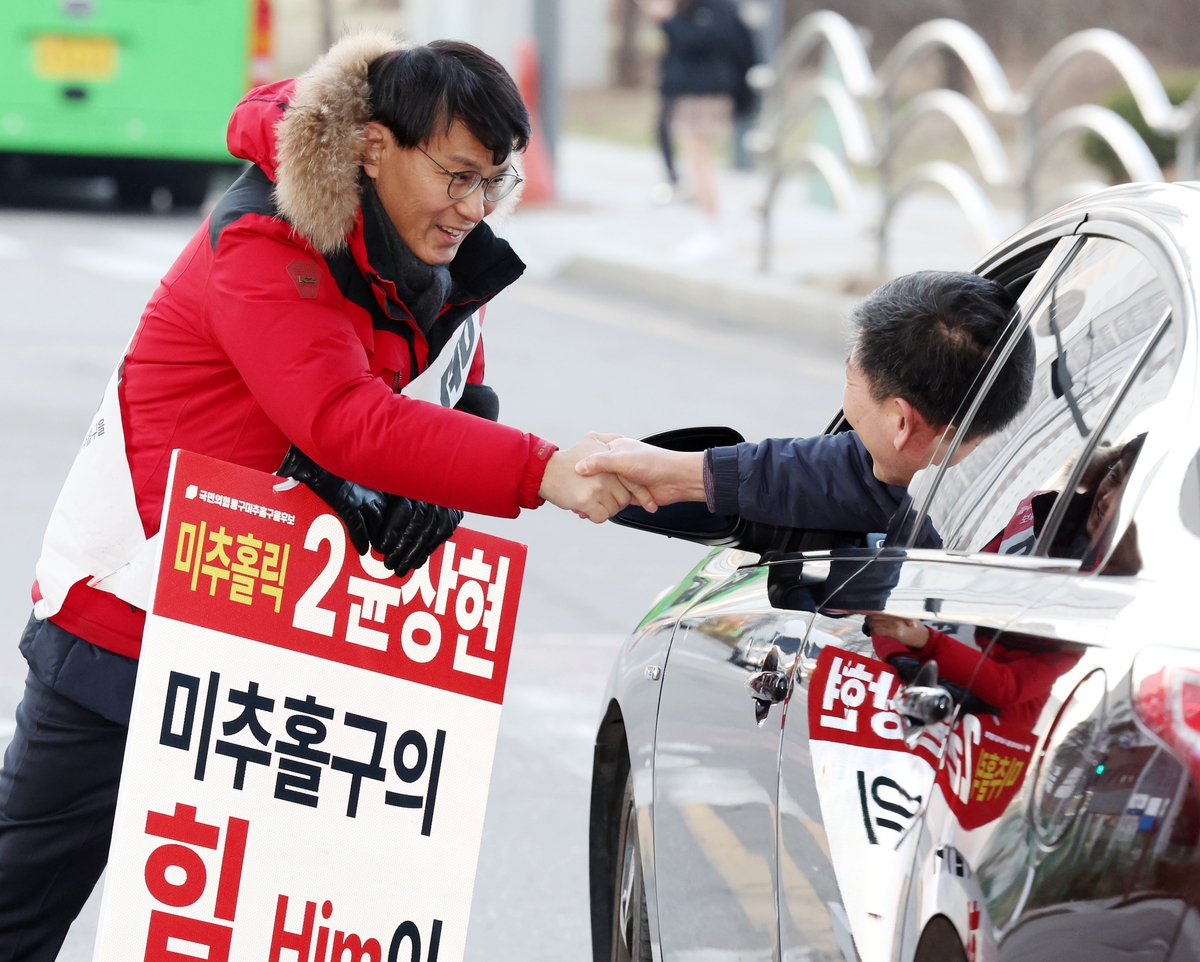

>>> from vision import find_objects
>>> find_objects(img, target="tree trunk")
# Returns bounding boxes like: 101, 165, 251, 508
615, 0, 642, 88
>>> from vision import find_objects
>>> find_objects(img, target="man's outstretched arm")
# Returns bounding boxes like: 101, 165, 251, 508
577, 433, 907, 532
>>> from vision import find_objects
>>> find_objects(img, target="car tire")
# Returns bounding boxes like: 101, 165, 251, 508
612, 772, 652, 962
913, 915, 968, 962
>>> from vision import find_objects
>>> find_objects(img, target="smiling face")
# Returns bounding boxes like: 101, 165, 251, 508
362, 120, 507, 265
841, 360, 897, 477
842, 353, 967, 486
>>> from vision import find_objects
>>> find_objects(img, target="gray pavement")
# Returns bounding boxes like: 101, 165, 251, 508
0, 206, 845, 961
501, 135, 1024, 342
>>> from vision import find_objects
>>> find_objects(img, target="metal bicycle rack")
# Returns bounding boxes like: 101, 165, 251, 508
752, 11, 1200, 275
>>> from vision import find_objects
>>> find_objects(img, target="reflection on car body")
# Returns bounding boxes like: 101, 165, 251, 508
588, 182, 1200, 962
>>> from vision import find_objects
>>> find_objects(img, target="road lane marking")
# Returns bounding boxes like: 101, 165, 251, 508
797, 814, 831, 862
778, 836, 843, 957
680, 802, 776, 932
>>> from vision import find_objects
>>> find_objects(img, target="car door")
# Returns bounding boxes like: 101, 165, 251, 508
775, 225, 1178, 962
651, 557, 820, 962
773, 547, 924, 962
909, 227, 1177, 958
773, 549, 1076, 962
893, 227, 1179, 960
768, 232, 1071, 962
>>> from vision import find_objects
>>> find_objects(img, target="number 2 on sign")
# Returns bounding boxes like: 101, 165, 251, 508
288, 514, 509, 679
293, 515, 344, 636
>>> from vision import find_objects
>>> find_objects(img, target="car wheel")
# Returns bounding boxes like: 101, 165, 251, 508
913, 915, 968, 962
612, 773, 652, 962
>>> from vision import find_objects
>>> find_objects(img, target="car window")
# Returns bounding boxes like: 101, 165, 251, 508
910, 235, 1171, 555
1037, 318, 1178, 574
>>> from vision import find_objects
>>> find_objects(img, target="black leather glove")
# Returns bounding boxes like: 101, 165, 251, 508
454, 384, 500, 421
277, 446, 386, 556
376, 498, 463, 576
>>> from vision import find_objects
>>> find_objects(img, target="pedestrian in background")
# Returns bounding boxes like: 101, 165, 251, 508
641, 0, 757, 262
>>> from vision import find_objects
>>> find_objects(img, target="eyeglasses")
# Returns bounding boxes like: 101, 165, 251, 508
416, 145, 523, 203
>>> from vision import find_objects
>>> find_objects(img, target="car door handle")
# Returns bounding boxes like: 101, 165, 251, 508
746, 670, 791, 704
746, 645, 791, 724
893, 659, 954, 747
747, 669, 790, 725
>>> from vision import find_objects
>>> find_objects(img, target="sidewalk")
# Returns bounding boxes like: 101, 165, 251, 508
499, 136, 1023, 351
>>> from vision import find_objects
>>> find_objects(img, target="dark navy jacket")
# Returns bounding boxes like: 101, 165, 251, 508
660, 0, 756, 110
707, 431, 937, 545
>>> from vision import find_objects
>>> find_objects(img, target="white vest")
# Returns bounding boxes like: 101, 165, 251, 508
33, 311, 481, 620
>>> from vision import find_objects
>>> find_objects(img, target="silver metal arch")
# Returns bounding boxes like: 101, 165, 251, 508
874, 18, 1016, 114
759, 144, 862, 271
1032, 105, 1164, 181
770, 9, 875, 99
886, 90, 1013, 186
880, 161, 1004, 274
1026, 105, 1165, 218
755, 11, 1200, 274
770, 77, 876, 166
1022, 29, 1190, 133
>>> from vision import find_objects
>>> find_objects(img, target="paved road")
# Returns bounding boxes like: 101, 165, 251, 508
0, 207, 845, 961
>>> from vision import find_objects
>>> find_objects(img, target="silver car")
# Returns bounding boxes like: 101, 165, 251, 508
589, 182, 1200, 962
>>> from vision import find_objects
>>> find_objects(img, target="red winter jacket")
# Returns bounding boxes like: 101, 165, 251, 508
873, 631, 1081, 729
43, 61, 554, 658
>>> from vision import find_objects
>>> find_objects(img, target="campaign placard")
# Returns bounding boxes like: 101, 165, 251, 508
805, 643, 1035, 962
93, 450, 527, 962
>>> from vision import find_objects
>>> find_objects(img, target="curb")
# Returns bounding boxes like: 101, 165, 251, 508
556, 255, 859, 352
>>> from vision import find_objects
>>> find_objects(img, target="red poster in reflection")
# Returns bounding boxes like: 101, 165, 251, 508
808, 645, 1035, 830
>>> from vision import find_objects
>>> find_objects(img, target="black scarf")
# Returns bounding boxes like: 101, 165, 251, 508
361, 178, 454, 333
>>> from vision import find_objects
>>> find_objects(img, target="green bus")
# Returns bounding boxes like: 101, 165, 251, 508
0, 0, 271, 208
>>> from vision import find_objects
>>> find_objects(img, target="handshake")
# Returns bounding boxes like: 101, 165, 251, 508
280, 434, 705, 577
537, 434, 706, 523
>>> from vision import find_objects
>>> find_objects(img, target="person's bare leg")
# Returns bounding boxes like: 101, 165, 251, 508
681, 126, 718, 217
674, 123, 729, 263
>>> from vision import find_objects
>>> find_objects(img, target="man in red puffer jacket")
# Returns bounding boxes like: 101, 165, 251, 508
1, 36, 645, 958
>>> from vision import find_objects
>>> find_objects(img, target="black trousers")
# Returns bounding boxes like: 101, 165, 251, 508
657, 94, 678, 185
0, 669, 127, 961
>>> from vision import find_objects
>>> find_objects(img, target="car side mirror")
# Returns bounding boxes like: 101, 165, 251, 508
609, 426, 749, 546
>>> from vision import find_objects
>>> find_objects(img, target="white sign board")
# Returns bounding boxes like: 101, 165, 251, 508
93, 450, 526, 962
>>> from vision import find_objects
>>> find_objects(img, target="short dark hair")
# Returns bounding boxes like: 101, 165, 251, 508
368, 41, 530, 165
852, 271, 1034, 441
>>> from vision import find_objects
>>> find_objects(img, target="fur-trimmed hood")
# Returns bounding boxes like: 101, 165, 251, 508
274, 31, 402, 254
226, 31, 523, 256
